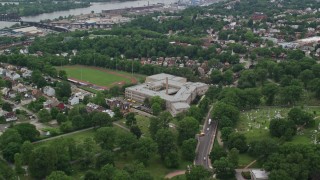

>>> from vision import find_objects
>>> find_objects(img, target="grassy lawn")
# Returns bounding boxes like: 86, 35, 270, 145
56, 65, 138, 87
171, 175, 186, 180
237, 106, 320, 144
115, 153, 192, 180
116, 115, 151, 137
136, 115, 151, 137
238, 153, 256, 168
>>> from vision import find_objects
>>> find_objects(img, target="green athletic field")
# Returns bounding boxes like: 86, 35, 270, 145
57, 65, 136, 87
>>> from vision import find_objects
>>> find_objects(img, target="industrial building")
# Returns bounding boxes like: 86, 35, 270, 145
125, 73, 209, 116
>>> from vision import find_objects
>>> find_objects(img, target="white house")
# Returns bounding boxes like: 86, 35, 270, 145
68, 96, 79, 106
250, 169, 269, 180
43, 86, 55, 97
6, 71, 20, 80
22, 70, 32, 78
0, 68, 6, 77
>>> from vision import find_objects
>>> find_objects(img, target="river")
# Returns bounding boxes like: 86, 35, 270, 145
0, 0, 178, 29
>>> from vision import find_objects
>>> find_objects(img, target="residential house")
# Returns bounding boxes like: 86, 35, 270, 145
250, 169, 269, 180
4, 112, 17, 122
43, 98, 60, 109
1, 87, 10, 97
8, 90, 16, 99
106, 98, 130, 111
86, 102, 104, 113
43, 86, 55, 97
56, 103, 66, 110
12, 83, 27, 93
0, 68, 6, 77
32, 89, 42, 98
22, 69, 32, 78
68, 95, 80, 105
6, 71, 20, 81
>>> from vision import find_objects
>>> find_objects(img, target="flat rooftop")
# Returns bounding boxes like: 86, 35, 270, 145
127, 73, 207, 103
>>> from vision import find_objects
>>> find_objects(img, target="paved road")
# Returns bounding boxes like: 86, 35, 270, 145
194, 106, 218, 169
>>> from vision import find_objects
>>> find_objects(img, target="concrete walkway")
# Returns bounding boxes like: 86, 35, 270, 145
164, 170, 186, 179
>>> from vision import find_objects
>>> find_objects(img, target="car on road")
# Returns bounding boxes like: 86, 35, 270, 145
203, 157, 206, 161
199, 132, 205, 136
207, 127, 210, 131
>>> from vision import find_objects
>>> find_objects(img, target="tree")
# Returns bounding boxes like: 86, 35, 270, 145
248, 139, 278, 157
151, 103, 161, 115
262, 83, 278, 105
58, 70, 68, 80
60, 121, 73, 133
212, 102, 240, 128
288, 108, 314, 127
92, 112, 112, 128
29, 146, 58, 179
14, 153, 25, 175
149, 112, 172, 139
5, 79, 12, 88
150, 96, 165, 109
178, 117, 199, 143
71, 114, 85, 130
210, 146, 227, 162
125, 112, 136, 127
164, 150, 180, 168
223, 70, 234, 85
50, 107, 59, 119
299, 69, 314, 87
79, 138, 98, 168
123, 162, 153, 180
134, 138, 157, 165
227, 133, 248, 153
2, 102, 12, 112
187, 106, 203, 122
210, 70, 223, 84
20, 141, 33, 164
95, 150, 114, 169
113, 107, 123, 120
186, 165, 211, 180
84, 170, 99, 180
95, 127, 116, 150
130, 125, 142, 139
55, 81, 71, 99
221, 127, 233, 142
47, 171, 72, 180
181, 138, 197, 161
56, 113, 68, 124
38, 109, 52, 122
0, 128, 22, 149
113, 170, 130, 180
13, 123, 40, 142
308, 78, 320, 99
279, 85, 303, 105
155, 129, 177, 160
227, 148, 239, 167
255, 68, 268, 85
269, 118, 296, 140
99, 164, 116, 180
3, 142, 21, 162
116, 132, 137, 155
213, 157, 235, 179
31, 70, 46, 88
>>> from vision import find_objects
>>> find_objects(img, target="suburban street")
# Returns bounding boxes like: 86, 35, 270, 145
194, 106, 218, 169
1, 98, 50, 131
